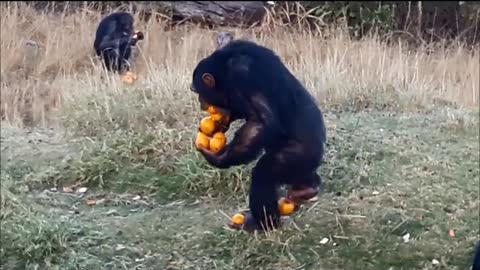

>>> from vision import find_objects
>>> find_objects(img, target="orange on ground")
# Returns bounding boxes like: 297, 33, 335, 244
210, 132, 227, 153
278, 198, 295, 215
199, 116, 217, 136
121, 71, 138, 85
231, 213, 245, 225
195, 132, 210, 149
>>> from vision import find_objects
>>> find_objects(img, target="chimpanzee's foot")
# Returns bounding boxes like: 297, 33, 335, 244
287, 186, 319, 208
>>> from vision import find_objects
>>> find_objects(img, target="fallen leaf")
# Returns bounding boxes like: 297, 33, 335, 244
63, 187, 73, 193
86, 199, 97, 206
95, 199, 106, 205
320, 238, 329, 244
189, 199, 200, 206
105, 209, 120, 216
402, 233, 410, 243
448, 229, 455, 237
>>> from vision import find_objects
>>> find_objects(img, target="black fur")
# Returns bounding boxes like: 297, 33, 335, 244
93, 12, 143, 73
190, 40, 327, 231
473, 240, 480, 270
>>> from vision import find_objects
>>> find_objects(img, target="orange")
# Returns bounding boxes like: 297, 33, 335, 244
210, 132, 227, 153
231, 213, 245, 225
195, 132, 210, 149
207, 106, 218, 115
199, 116, 217, 136
278, 198, 295, 215
210, 113, 223, 122
208, 106, 231, 123
121, 71, 138, 85
212, 132, 226, 143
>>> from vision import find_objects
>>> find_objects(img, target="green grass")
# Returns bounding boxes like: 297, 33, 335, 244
1, 105, 479, 270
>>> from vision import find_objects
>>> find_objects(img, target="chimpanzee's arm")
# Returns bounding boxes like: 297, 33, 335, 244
200, 121, 264, 168
199, 95, 285, 169
98, 36, 137, 52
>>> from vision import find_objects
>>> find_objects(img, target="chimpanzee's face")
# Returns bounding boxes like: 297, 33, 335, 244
190, 58, 228, 110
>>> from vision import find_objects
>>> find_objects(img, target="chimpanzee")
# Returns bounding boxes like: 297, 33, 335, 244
190, 39, 327, 232
93, 12, 144, 73
473, 240, 480, 270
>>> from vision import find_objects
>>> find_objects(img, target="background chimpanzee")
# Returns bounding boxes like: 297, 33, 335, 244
93, 12, 144, 73
190, 38, 327, 232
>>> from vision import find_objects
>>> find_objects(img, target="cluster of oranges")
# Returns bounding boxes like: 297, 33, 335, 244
195, 106, 230, 153
230, 197, 297, 226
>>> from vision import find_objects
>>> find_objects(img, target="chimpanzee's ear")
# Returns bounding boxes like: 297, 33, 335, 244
202, 73, 216, 88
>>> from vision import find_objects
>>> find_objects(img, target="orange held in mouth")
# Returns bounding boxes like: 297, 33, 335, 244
210, 113, 223, 122
207, 106, 218, 115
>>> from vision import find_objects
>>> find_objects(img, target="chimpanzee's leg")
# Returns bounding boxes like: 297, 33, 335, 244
247, 153, 282, 232
102, 48, 120, 72
230, 141, 323, 232
273, 142, 323, 206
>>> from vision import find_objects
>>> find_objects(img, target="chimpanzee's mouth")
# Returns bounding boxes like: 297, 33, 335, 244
190, 83, 198, 93
198, 96, 209, 111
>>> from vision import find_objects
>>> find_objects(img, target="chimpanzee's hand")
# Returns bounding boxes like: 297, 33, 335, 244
133, 31, 144, 41
198, 147, 221, 164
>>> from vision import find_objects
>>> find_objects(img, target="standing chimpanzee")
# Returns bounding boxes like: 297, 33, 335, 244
190, 39, 327, 232
93, 12, 144, 74
473, 240, 480, 270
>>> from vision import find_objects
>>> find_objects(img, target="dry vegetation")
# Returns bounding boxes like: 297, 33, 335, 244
1, 4, 478, 127
1, 3, 479, 270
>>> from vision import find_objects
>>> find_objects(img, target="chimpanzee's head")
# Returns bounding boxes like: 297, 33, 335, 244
190, 54, 229, 111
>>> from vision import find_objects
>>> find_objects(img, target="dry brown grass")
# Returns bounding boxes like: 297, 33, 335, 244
1, 4, 479, 128
1, 6, 479, 270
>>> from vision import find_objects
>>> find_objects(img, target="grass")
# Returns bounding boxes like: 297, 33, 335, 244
1, 3, 479, 270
